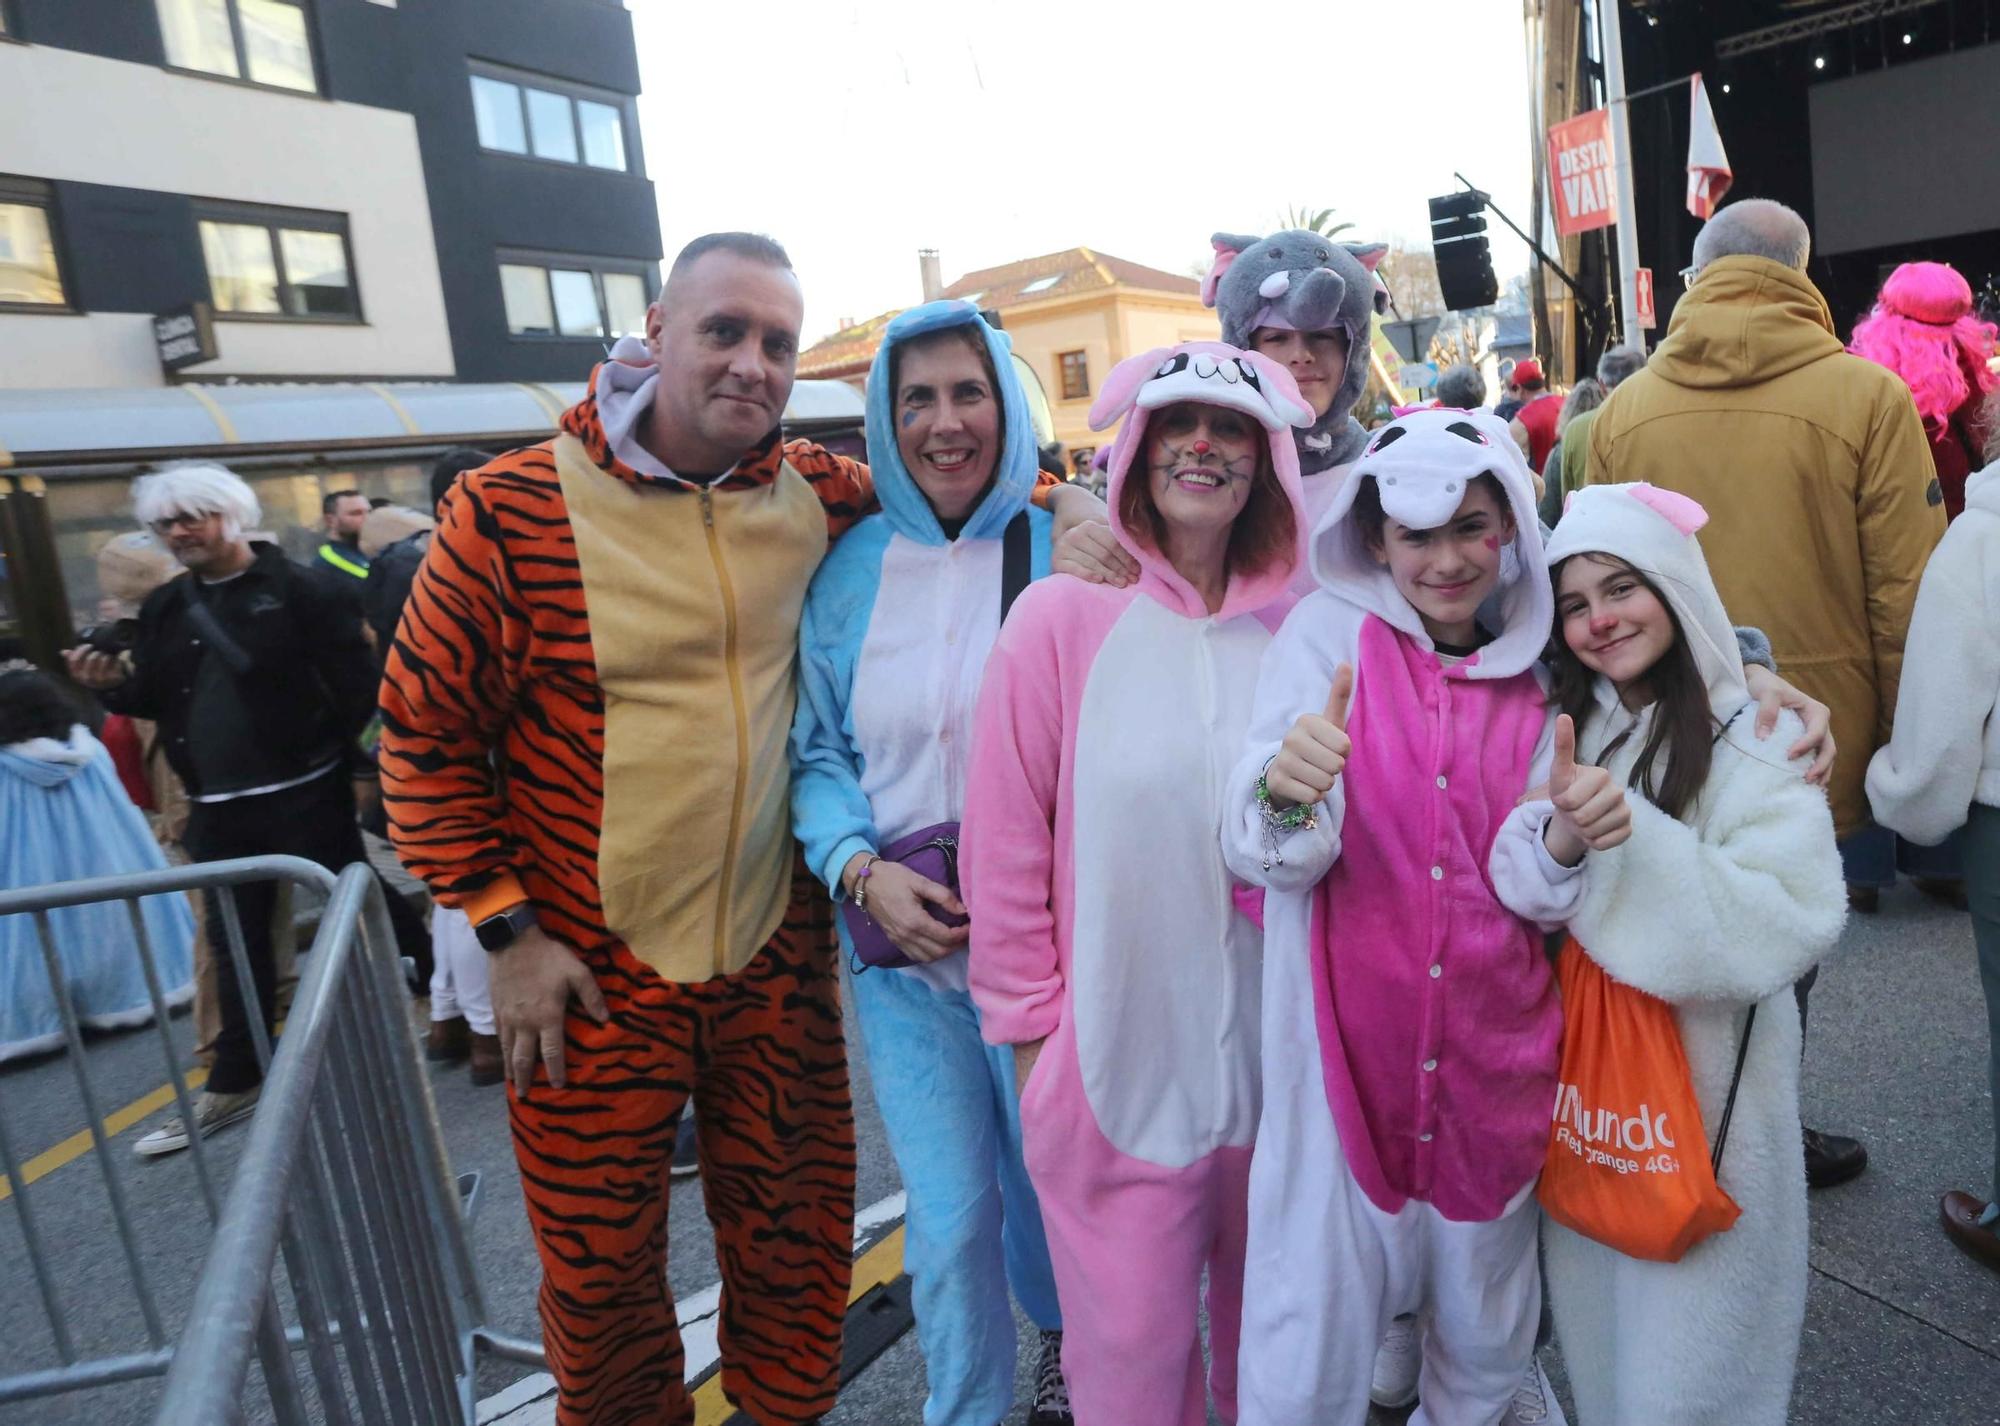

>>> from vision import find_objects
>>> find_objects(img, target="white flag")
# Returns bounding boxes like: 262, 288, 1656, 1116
1687, 72, 1733, 219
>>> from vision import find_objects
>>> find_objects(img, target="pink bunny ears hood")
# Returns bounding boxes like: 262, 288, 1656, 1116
1089, 342, 1314, 619
1546, 483, 1749, 722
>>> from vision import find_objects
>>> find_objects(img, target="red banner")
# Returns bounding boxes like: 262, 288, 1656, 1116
1549, 109, 1616, 237
1635, 268, 1657, 330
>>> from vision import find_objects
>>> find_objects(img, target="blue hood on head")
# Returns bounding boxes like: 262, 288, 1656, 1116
864, 300, 1039, 545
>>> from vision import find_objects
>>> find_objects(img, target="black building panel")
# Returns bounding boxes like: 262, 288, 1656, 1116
52, 183, 206, 315
12, 0, 166, 67
315, 0, 661, 383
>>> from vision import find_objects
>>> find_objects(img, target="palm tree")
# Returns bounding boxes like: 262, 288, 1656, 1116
1279, 205, 1354, 238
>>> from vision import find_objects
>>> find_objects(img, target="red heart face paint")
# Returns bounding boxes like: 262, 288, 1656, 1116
1483, 534, 1502, 551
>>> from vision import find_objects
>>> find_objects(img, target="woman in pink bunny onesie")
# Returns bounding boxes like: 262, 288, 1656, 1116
1222, 408, 1565, 1426
963, 341, 1313, 1426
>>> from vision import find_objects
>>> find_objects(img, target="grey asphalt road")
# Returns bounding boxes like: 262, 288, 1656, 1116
3, 874, 1997, 1425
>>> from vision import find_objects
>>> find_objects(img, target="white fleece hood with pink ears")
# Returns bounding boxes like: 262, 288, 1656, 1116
1308, 406, 1553, 680
1546, 482, 1751, 727
1088, 341, 1315, 618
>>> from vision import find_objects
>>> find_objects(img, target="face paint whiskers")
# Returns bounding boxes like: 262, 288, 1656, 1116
1158, 438, 1253, 489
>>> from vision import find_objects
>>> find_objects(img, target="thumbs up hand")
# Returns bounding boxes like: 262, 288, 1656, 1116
1541, 714, 1633, 866
1266, 664, 1355, 809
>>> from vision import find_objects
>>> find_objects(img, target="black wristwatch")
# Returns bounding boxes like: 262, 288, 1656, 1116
474, 902, 538, 953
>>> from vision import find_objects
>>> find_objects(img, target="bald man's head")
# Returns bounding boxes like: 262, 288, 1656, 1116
658, 231, 794, 310
641, 233, 804, 474
1691, 199, 1811, 274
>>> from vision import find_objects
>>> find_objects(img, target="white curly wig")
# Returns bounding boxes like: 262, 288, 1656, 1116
131, 463, 261, 541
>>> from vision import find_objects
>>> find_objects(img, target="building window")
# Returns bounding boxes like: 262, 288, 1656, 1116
1058, 350, 1090, 401
469, 64, 636, 173
0, 178, 69, 310
156, 0, 317, 93
197, 204, 358, 320
499, 253, 653, 339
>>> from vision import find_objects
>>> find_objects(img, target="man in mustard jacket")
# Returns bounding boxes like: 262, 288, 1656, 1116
1587, 198, 1945, 1190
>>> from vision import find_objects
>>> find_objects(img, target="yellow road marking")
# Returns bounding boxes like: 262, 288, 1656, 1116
0, 1007, 290, 1203
0, 1068, 209, 1202
689, 1223, 907, 1425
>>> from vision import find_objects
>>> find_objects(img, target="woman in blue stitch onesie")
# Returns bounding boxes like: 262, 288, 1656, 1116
789, 300, 1069, 1426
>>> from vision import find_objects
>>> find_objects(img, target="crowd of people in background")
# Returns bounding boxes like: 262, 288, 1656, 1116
3, 194, 1997, 1426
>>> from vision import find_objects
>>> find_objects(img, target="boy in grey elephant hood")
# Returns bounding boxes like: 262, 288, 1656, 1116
1203, 229, 1388, 484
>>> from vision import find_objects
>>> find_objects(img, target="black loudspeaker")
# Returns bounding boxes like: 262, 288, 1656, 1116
1429, 192, 1499, 311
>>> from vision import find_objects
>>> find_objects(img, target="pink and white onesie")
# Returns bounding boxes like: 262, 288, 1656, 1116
1221, 410, 1564, 1426
964, 343, 1313, 1426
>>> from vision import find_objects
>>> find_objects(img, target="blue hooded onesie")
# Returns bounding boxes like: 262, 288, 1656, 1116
788, 300, 1063, 1425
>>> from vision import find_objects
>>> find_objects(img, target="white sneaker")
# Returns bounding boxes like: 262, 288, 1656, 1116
134, 1086, 260, 1157
1369, 1314, 1422, 1409
1507, 1358, 1568, 1425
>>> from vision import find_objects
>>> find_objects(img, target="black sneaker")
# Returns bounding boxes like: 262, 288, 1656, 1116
1804, 1126, 1868, 1189
1029, 1328, 1072, 1425
670, 1112, 699, 1179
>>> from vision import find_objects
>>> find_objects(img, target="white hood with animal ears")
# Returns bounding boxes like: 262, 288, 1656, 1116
1306, 407, 1553, 681
1544, 483, 1751, 726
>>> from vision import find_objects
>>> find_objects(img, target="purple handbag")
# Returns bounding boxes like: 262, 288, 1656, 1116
841, 821, 967, 971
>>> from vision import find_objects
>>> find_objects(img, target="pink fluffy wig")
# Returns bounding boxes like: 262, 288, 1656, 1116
1849, 262, 1999, 432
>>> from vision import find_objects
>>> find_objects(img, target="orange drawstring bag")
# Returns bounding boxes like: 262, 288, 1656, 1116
1537, 936, 1756, 1263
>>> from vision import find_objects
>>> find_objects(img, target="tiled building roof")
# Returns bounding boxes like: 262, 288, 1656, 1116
941, 246, 1200, 308
798, 247, 1201, 378
795, 308, 902, 379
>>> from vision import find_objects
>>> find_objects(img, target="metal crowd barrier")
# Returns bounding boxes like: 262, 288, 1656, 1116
0, 856, 543, 1423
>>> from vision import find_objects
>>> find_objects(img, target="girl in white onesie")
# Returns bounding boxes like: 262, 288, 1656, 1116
1493, 482, 1845, 1425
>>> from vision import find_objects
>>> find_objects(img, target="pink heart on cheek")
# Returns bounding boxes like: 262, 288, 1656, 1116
1483, 535, 1501, 551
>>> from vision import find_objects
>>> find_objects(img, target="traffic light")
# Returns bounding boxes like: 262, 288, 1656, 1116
1429, 191, 1499, 311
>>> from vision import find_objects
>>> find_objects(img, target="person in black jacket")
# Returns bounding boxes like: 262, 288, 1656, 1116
362, 448, 491, 662
64, 462, 427, 1155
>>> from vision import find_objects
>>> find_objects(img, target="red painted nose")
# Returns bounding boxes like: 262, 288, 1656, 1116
1590, 613, 1619, 635
1192, 439, 1211, 455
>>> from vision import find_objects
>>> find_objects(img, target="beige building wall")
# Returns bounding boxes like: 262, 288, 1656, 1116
0, 44, 455, 388
1004, 294, 1218, 461
1004, 300, 1115, 457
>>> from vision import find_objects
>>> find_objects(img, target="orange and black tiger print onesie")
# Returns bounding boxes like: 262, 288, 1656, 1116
378, 368, 870, 1426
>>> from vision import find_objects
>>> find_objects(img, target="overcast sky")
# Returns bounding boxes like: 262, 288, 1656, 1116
631, 0, 1536, 344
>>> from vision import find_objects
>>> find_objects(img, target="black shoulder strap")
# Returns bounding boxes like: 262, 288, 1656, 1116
1000, 510, 1032, 624
1709, 1003, 1757, 1173
1698, 703, 1760, 1175
184, 583, 255, 677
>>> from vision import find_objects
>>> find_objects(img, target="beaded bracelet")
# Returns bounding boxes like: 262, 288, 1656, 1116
1255, 763, 1319, 871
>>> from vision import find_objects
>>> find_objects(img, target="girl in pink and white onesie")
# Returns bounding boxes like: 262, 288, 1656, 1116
1222, 408, 1564, 1426
963, 342, 1313, 1426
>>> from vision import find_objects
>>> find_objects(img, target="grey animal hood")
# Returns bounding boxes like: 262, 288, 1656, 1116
1203, 229, 1388, 475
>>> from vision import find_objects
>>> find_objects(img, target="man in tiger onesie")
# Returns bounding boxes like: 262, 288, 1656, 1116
379, 231, 1091, 1426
